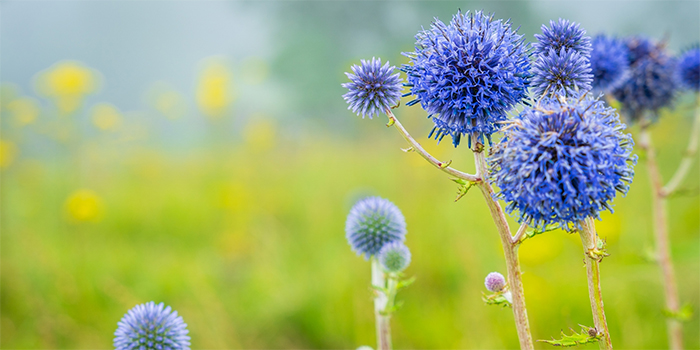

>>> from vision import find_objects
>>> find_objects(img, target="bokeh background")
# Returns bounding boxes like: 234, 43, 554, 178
1, 1, 699, 348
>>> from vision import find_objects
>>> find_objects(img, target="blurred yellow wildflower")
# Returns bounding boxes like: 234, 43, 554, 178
7, 97, 40, 126
196, 57, 234, 119
0, 140, 18, 169
35, 61, 99, 113
65, 189, 103, 222
244, 115, 277, 152
91, 103, 122, 131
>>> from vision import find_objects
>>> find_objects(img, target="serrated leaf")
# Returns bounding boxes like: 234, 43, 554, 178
663, 304, 693, 322
539, 325, 602, 347
452, 178, 475, 202
482, 291, 511, 308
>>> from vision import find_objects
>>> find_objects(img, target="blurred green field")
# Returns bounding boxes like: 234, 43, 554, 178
0, 65, 699, 349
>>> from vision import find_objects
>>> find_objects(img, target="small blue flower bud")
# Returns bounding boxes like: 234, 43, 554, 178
378, 241, 411, 273
114, 301, 190, 350
346, 197, 406, 259
342, 57, 403, 119
484, 272, 507, 292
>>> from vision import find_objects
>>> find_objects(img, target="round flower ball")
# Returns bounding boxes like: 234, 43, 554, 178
677, 46, 700, 91
346, 197, 406, 259
342, 57, 403, 119
114, 301, 191, 350
401, 10, 531, 146
533, 18, 592, 57
378, 241, 411, 273
590, 34, 629, 92
484, 272, 506, 292
489, 92, 637, 230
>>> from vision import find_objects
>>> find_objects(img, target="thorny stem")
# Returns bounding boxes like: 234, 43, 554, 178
384, 109, 480, 183
662, 93, 700, 197
639, 125, 684, 350
579, 217, 613, 350
473, 147, 534, 350
371, 258, 392, 350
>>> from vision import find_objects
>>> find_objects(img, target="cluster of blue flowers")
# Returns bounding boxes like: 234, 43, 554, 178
489, 93, 637, 229
345, 196, 411, 271
531, 19, 593, 98
401, 10, 531, 146
114, 301, 190, 350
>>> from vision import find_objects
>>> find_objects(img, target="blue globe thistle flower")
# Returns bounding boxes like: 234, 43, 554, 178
401, 10, 531, 146
378, 241, 411, 273
590, 34, 629, 92
346, 197, 406, 259
489, 93, 637, 230
533, 19, 592, 57
531, 48, 593, 97
613, 38, 677, 122
342, 57, 403, 119
484, 272, 506, 292
677, 46, 700, 91
114, 301, 191, 350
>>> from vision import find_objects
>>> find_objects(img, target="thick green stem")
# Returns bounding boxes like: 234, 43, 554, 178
473, 150, 534, 350
639, 127, 683, 350
580, 218, 613, 350
371, 258, 392, 350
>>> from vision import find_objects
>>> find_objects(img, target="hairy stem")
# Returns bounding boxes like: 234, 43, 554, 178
662, 93, 700, 197
639, 127, 684, 350
473, 149, 534, 350
579, 217, 613, 350
371, 258, 392, 350
384, 109, 479, 182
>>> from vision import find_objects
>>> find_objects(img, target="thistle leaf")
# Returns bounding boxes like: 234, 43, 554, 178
482, 291, 512, 308
539, 325, 602, 347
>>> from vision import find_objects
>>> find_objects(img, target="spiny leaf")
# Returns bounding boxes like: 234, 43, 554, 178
451, 178, 475, 202
482, 291, 511, 308
519, 224, 558, 243
539, 325, 602, 347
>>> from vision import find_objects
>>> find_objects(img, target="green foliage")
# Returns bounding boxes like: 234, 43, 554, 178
482, 291, 511, 308
663, 304, 694, 322
539, 325, 602, 347
451, 178, 475, 202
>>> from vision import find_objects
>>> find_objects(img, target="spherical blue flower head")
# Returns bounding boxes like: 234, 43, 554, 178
484, 272, 506, 292
612, 46, 677, 122
677, 46, 700, 91
342, 57, 403, 119
114, 301, 191, 350
489, 93, 637, 230
531, 47, 593, 98
533, 19, 592, 57
590, 34, 629, 92
401, 10, 531, 147
625, 36, 657, 65
346, 197, 406, 259
378, 241, 411, 273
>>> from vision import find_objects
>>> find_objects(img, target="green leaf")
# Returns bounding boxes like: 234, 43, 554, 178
451, 178, 474, 202
539, 325, 602, 347
519, 224, 558, 244
663, 304, 693, 322
482, 291, 511, 308
396, 276, 416, 290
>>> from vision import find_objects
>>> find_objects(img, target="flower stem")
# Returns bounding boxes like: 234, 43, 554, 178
384, 109, 480, 182
579, 217, 613, 350
371, 258, 392, 350
473, 149, 534, 350
662, 93, 700, 197
639, 126, 684, 350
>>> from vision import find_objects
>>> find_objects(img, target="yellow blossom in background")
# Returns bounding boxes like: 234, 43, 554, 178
145, 81, 187, 120
0, 140, 18, 169
35, 61, 99, 114
91, 103, 122, 131
64, 189, 103, 222
196, 57, 234, 119
244, 115, 277, 152
7, 97, 41, 126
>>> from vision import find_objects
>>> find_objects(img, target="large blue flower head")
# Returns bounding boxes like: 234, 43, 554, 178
489, 93, 637, 230
533, 19, 592, 57
677, 46, 700, 91
401, 10, 531, 147
612, 37, 677, 122
346, 196, 406, 259
531, 19, 592, 98
114, 301, 191, 350
342, 57, 403, 119
590, 34, 629, 92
